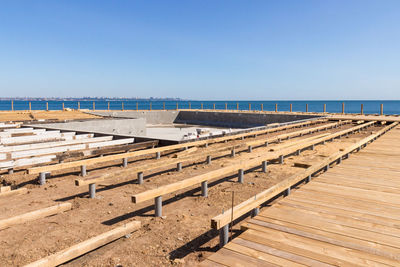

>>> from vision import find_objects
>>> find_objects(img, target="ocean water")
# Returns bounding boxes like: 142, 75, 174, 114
0, 100, 399, 115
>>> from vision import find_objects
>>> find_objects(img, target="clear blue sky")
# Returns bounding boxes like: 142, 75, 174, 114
0, 0, 399, 100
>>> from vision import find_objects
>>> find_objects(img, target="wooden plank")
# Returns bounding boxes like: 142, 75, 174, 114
27, 119, 326, 175
0, 187, 27, 198
133, 122, 380, 205
24, 221, 141, 267
87, 138, 134, 149
207, 247, 276, 267
0, 186, 11, 193
243, 220, 400, 263
0, 136, 113, 153
225, 241, 306, 266
0, 203, 72, 230
231, 238, 332, 267
238, 229, 365, 266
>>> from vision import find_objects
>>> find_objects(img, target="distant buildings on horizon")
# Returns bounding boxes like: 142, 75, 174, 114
0, 97, 183, 101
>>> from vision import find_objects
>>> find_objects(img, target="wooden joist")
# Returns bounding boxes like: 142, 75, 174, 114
24, 221, 141, 267
0, 203, 72, 230
0, 187, 28, 198
1, 131, 76, 145
75, 130, 329, 187
210, 122, 398, 230
28, 120, 326, 175
0, 136, 112, 153
131, 121, 376, 205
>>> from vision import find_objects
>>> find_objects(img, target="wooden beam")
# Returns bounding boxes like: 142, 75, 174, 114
131, 122, 376, 204
28, 120, 325, 175
0, 186, 11, 192
24, 221, 141, 267
210, 122, 398, 229
0, 187, 28, 198
75, 126, 333, 187
0, 136, 112, 153
0, 203, 72, 230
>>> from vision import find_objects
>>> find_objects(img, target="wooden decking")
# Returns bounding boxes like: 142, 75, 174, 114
201, 126, 400, 266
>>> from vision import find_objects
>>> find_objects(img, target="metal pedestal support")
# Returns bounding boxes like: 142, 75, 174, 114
238, 169, 244, 183
155, 196, 162, 217
206, 155, 212, 164
138, 172, 144, 184
122, 158, 128, 168
177, 162, 182, 172
81, 165, 87, 177
89, 183, 96, 198
201, 181, 208, 197
219, 224, 229, 247
262, 161, 267, 173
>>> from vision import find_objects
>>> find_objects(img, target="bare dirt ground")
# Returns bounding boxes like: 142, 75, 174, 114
0, 110, 100, 122
0, 122, 382, 266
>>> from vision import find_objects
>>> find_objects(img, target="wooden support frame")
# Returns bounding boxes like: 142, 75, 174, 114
0, 187, 28, 198
25, 221, 141, 267
28, 119, 326, 175
131, 121, 376, 207
210, 122, 397, 230
0, 203, 72, 230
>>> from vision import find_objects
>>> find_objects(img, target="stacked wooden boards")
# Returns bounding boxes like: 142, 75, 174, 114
200, 125, 400, 266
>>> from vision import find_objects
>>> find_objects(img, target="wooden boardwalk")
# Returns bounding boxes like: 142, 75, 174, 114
201, 126, 400, 266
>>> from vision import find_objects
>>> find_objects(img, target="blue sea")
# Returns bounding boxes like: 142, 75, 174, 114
0, 100, 399, 115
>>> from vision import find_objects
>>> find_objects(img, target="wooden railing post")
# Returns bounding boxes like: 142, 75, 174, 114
29, 101, 31, 111
236, 102, 239, 110
163, 102, 165, 110
122, 102, 124, 111
261, 103, 263, 111
78, 101, 80, 110
225, 102, 227, 110
213, 103, 215, 110
380, 104, 383, 115
11, 100, 14, 111
149, 102, 152, 110
290, 104, 292, 112
201, 102, 203, 109
176, 102, 179, 110
249, 103, 251, 111
108, 102, 110, 111
46, 102, 49, 111
323, 104, 326, 113
306, 104, 308, 112
342, 102, 345, 114
275, 103, 278, 112
361, 104, 363, 115
93, 101, 95, 111
136, 102, 138, 110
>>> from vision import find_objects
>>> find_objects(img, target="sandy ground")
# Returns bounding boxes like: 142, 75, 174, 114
0, 122, 382, 266
0, 110, 101, 122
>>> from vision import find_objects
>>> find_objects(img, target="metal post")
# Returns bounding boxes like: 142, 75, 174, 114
155, 196, 162, 217
81, 165, 87, 177
265, 141, 268, 147
8, 169, 14, 175
285, 187, 291, 196
238, 169, 244, 183
149, 102, 152, 110
62, 102, 64, 110
176, 102, 179, 110
11, 100, 14, 111
206, 155, 212, 164
89, 183, 96, 199
337, 157, 342, 164
122, 102, 124, 110
138, 172, 144, 185
311, 144, 315, 150
39, 172, 46, 185
29, 101, 31, 111
231, 148, 235, 157
324, 104, 326, 113
122, 158, 128, 168
93, 101, 95, 111
296, 149, 301, 156
78, 101, 80, 109
306, 175, 311, 183
156, 151, 161, 159
251, 207, 260, 217
262, 161, 267, 173
219, 224, 229, 247
279, 155, 284, 164
177, 162, 182, 172
325, 164, 329, 172
248, 145, 252, 153
201, 181, 208, 197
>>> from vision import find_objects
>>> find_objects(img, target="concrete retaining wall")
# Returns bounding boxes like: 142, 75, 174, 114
87, 111, 179, 124
175, 111, 321, 128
